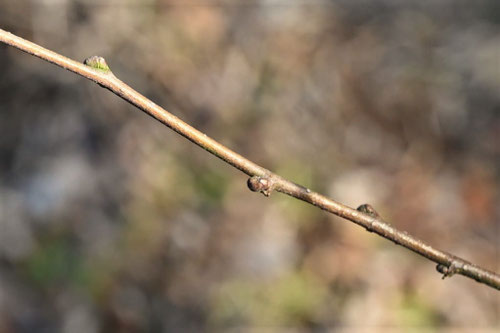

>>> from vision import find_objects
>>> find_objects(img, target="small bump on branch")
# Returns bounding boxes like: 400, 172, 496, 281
356, 203, 380, 218
436, 261, 462, 279
247, 176, 275, 197
83, 55, 112, 74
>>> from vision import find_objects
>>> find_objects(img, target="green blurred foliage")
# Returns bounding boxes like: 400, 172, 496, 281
210, 271, 326, 327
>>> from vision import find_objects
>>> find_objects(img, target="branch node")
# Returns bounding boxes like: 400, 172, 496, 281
247, 176, 275, 197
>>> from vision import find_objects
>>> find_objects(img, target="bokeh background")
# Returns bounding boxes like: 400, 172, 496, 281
1, 0, 499, 331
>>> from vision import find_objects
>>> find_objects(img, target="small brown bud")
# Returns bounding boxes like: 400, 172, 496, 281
436, 261, 459, 279
247, 176, 273, 196
436, 264, 448, 276
357, 204, 380, 218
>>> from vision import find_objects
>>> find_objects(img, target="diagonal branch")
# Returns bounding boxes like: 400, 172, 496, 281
1, 28, 498, 290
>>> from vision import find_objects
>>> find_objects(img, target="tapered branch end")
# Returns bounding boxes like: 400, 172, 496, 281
247, 176, 274, 197
83, 55, 111, 73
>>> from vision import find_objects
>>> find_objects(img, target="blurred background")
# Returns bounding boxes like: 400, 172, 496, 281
0, 0, 499, 331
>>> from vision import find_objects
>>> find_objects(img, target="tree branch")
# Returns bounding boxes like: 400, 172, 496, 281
1, 28, 498, 290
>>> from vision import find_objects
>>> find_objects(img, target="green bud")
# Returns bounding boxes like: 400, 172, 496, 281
83, 56, 111, 73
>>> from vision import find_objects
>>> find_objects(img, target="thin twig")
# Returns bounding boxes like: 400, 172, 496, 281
1, 28, 498, 290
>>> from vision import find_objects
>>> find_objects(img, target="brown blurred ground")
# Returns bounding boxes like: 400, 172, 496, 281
0, 0, 499, 332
